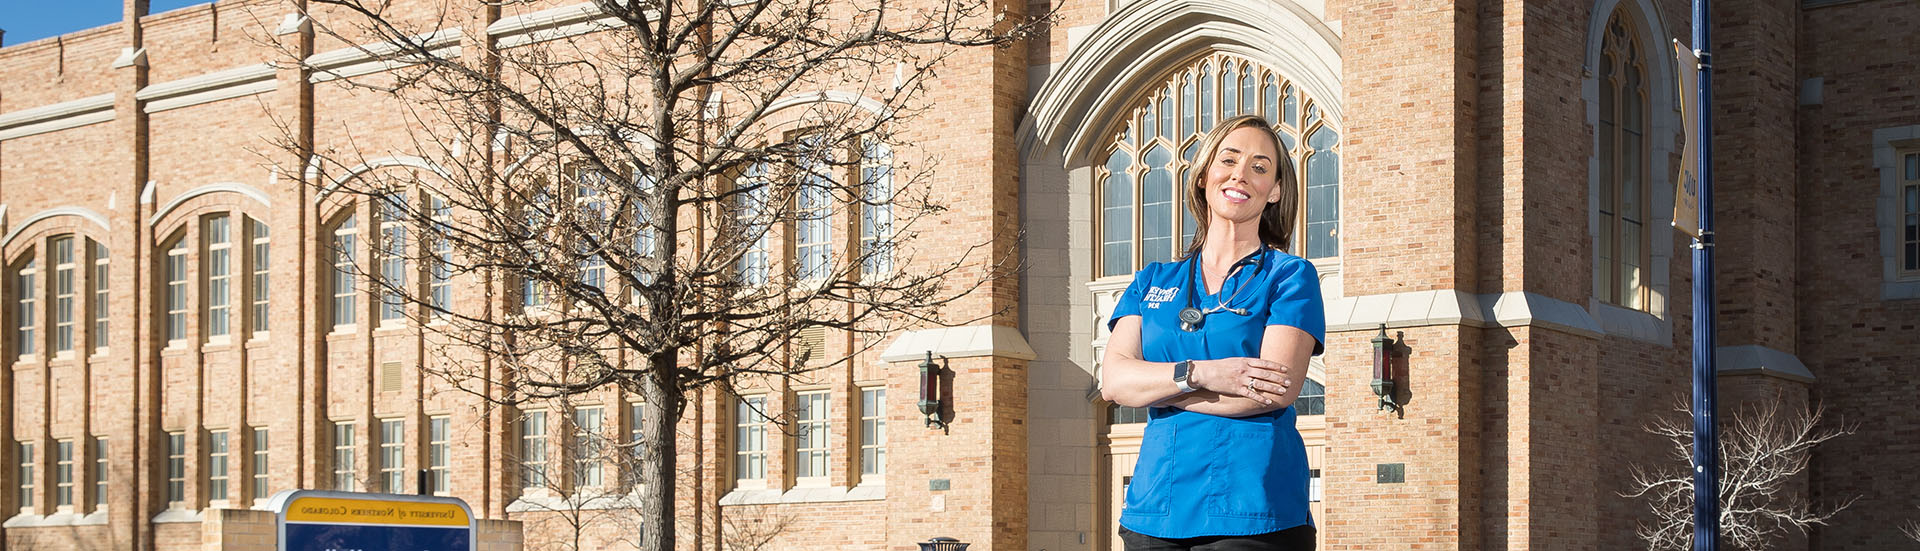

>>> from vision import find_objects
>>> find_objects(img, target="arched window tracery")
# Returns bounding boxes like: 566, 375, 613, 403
1096, 51, 1342, 278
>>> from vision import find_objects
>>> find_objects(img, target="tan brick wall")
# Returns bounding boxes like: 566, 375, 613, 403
1795, 1, 1920, 548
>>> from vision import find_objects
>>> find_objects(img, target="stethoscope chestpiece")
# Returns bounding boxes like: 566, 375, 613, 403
1178, 307, 1206, 332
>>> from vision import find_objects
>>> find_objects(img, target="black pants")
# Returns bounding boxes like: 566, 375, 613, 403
1119, 525, 1316, 551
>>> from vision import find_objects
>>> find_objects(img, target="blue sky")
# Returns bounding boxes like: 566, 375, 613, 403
1, 0, 209, 47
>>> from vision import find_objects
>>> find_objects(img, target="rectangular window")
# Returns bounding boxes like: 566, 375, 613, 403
52, 236, 75, 353
165, 239, 188, 341
250, 429, 269, 501
1901, 152, 1919, 276
15, 441, 31, 510
91, 437, 107, 510
735, 166, 771, 286
15, 259, 37, 356
1309, 468, 1323, 502
520, 410, 548, 489
207, 430, 229, 501
379, 419, 404, 492
428, 416, 450, 495
91, 243, 109, 349
165, 432, 185, 506
624, 402, 645, 488
572, 407, 604, 489
205, 214, 232, 338
860, 145, 894, 276
794, 391, 830, 481
55, 440, 73, 508
795, 175, 834, 281
733, 395, 767, 482
250, 220, 270, 333
573, 169, 609, 291
331, 215, 358, 328
860, 388, 886, 478
332, 422, 356, 491
379, 194, 409, 323
429, 196, 452, 318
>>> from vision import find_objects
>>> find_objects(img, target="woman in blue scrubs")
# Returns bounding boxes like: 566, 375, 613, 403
1101, 114, 1325, 550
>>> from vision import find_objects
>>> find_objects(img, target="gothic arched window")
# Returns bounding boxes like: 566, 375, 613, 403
1096, 52, 1341, 278
1597, 11, 1651, 310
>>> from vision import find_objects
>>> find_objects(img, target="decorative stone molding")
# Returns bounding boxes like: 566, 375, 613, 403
136, 63, 277, 114
306, 29, 465, 84
0, 206, 114, 249
1871, 125, 1920, 300
1325, 290, 1605, 339
0, 93, 114, 141
878, 325, 1037, 362
1020, 0, 1341, 165
718, 483, 885, 506
488, 2, 622, 49
111, 47, 148, 69
148, 183, 275, 227
1715, 344, 1816, 383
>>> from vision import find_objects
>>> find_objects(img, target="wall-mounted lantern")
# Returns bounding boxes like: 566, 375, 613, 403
1371, 324, 1408, 418
918, 351, 947, 430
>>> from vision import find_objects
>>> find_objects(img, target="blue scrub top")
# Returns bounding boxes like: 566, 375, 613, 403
1107, 248, 1326, 539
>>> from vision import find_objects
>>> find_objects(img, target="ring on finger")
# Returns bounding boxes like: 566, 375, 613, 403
1246, 380, 1258, 392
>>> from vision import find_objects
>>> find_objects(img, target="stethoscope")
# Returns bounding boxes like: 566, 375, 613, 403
1177, 247, 1267, 332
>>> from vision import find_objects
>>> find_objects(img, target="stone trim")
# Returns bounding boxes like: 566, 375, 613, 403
489, 2, 622, 49
0, 206, 114, 250
717, 483, 885, 506
878, 325, 1037, 362
151, 508, 206, 524
1582, 0, 1680, 325
148, 183, 275, 228
1871, 125, 1920, 300
135, 63, 277, 114
2, 509, 110, 528
1327, 290, 1605, 339
1715, 344, 1816, 383
1018, 0, 1341, 165
0, 93, 115, 142
306, 30, 465, 84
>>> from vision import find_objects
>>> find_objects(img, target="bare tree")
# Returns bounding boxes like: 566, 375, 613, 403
265, 1, 1048, 550
1624, 399, 1857, 551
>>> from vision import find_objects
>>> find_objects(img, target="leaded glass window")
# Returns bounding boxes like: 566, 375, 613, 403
1597, 10, 1652, 310
1097, 52, 1341, 278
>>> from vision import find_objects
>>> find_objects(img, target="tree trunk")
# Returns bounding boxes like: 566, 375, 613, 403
638, 363, 677, 551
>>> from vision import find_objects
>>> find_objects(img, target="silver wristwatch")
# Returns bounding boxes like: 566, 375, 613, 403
1172, 360, 1197, 393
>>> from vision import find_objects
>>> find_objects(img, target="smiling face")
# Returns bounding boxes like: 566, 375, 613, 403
1179, 115, 1298, 257
1201, 125, 1285, 224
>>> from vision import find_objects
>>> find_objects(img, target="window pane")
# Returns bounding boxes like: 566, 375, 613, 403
1142, 145, 1176, 265
1296, 379, 1326, 416
1198, 63, 1214, 130
208, 430, 229, 500
92, 437, 108, 509
1263, 75, 1279, 124
1221, 64, 1238, 118
1304, 127, 1342, 259
252, 428, 270, 500
1102, 150, 1134, 277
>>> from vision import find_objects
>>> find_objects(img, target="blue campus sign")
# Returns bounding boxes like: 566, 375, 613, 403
268, 490, 477, 551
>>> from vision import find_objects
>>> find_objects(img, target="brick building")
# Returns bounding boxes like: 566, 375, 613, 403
2, 0, 1916, 550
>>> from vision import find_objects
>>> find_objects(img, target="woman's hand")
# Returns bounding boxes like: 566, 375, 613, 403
1192, 357, 1292, 405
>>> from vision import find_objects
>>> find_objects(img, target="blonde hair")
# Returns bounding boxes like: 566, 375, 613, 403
1181, 114, 1298, 258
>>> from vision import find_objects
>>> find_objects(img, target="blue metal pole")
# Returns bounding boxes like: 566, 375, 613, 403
1689, 0, 1720, 548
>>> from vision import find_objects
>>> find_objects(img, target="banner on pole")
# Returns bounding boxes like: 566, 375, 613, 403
1672, 39, 1702, 238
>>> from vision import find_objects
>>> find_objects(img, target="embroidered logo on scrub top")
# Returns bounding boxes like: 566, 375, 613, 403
1143, 286, 1180, 308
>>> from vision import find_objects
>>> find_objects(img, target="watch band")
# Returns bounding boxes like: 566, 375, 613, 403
1172, 360, 1197, 393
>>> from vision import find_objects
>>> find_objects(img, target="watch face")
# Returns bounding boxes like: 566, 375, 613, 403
1173, 360, 1190, 380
